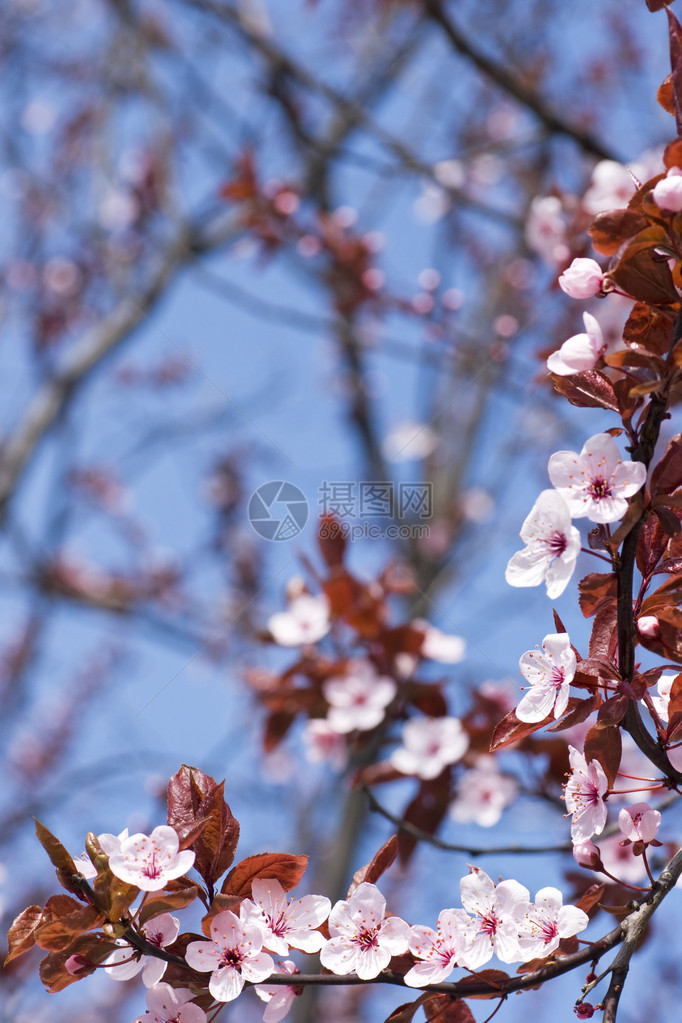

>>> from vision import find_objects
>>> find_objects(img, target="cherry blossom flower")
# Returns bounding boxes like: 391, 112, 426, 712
415, 622, 466, 664
525, 195, 569, 265
653, 166, 682, 212
458, 867, 530, 967
564, 746, 609, 842
320, 882, 411, 979
268, 594, 330, 647
389, 716, 469, 780
132, 983, 206, 1023
505, 489, 581, 598
240, 878, 330, 954
302, 719, 347, 770
185, 910, 274, 1002
517, 888, 589, 960
618, 803, 661, 845
449, 756, 518, 827
403, 909, 476, 987
105, 912, 179, 987
108, 826, 195, 892
558, 259, 605, 299
74, 828, 129, 880
548, 433, 647, 524
547, 312, 610, 376
323, 661, 396, 734
582, 159, 636, 215
649, 673, 677, 721
516, 632, 576, 723
255, 961, 302, 1023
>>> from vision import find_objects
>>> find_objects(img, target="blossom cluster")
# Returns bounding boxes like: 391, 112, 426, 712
95, 833, 589, 1023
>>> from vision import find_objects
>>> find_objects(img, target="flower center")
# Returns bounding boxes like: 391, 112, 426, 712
219, 947, 244, 970
146, 929, 164, 948
587, 476, 612, 501
142, 850, 162, 880
540, 919, 559, 945
477, 911, 499, 938
550, 666, 565, 691
355, 927, 379, 951
544, 530, 568, 557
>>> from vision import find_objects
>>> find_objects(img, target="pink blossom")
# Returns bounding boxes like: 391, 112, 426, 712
108, 826, 195, 892
649, 673, 677, 722
517, 887, 589, 960
449, 756, 518, 827
416, 622, 466, 664
185, 910, 274, 1002
548, 433, 647, 524
597, 834, 647, 884
268, 594, 330, 647
323, 660, 396, 734
105, 912, 179, 987
74, 828, 129, 880
653, 166, 682, 212
558, 259, 605, 299
240, 878, 330, 955
582, 160, 636, 215
320, 882, 411, 979
525, 196, 569, 265
458, 867, 530, 967
638, 615, 660, 638
505, 489, 581, 598
389, 717, 469, 780
255, 961, 302, 1023
618, 802, 661, 844
564, 746, 609, 842
516, 633, 576, 723
547, 312, 609, 376
572, 840, 603, 871
302, 719, 347, 770
132, 983, 206, 1023
403, 909, 476, 986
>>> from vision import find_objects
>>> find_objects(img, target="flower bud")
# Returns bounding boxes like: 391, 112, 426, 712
573, 839, 603, 870
637, 615, 660, 638
575, 1003, 595, 1019
653, 166, 682, 212
558, 258, 604, 299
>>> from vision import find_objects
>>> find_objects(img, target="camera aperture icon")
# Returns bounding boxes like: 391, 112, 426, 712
248, 481, 309, 541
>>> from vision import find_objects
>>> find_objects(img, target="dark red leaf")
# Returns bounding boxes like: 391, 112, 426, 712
221, 853, 308, 896
490, 709, 550, 751
652, 435, 682, 495
5, 905, 45, 964
578, 573, 617, 618
668, 8, 682, 136
584, 722, 622, 787
589, 210, 648, 256
551, 371, 619, 412
423, 994, 476, 1022
348, 835, 398, 896
317, 514, 347, 567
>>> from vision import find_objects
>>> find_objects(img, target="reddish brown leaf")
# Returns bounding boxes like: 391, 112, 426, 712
637, 512, 669, 577
575, 883, 607, 916
584, 722, 622, 787
454, 969, 511, 999
669, 8, 682, 135
547, 694, 601, 731
423, 994, 476, 1023
490, 709, 550, 751
167, 765, 216, 848
578, 573, 617, 618
348, 835, 398, 896
38, 933, 117, 992
597, 694, 629, 725
610, 244, 679, 306
659, 72, 675, 113
383, 994, 429, 1023
317, 514, 347, 567
192, 780, 241, 891
5, 905, 45, 964
34, 902, 104, 951
588, 598, 618, 661
551, 371, 619, 412
622, 302, 676, 356
589, 209, 648, 256
552, 609, 568, 634
221, 853, 308, 896
652, 435, 682, 496
139, 887, 199, 926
